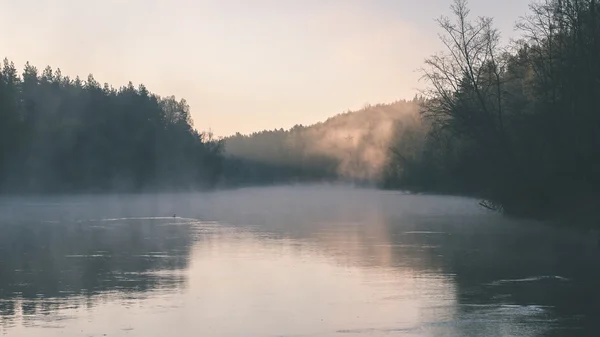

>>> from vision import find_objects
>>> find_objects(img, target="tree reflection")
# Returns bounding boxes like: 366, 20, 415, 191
198, 194, 600, 337
0, 217, 193, 327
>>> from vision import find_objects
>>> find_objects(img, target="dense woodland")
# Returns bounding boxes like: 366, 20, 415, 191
228, 0, 600, 221
224, 99, 422, 185
223, 125, 340, 185
1, 0, 598, 222
0, 62, 223, 193
384, 0, 600, 219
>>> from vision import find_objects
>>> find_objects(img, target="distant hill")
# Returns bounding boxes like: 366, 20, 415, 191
223, 97, 424, 183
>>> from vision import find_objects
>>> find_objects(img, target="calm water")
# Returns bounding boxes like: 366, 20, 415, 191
1, 186, 599, 337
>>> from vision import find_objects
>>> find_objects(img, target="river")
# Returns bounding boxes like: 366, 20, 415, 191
0, 185, 599, 336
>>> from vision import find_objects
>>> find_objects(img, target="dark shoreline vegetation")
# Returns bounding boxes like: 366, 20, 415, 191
1, 0, 599, 225
225, 0, 600, 224
0, 61, 224, 194
391, 0, 600, 224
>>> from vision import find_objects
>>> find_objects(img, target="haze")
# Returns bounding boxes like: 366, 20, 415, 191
0, 0, 528, 136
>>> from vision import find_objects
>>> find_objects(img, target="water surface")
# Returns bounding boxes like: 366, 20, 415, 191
1, 186, 599, 336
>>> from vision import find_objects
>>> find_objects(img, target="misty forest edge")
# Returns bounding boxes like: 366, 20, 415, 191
1, 0, 599, 224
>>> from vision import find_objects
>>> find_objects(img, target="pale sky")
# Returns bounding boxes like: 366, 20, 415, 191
0, 0, 530, 136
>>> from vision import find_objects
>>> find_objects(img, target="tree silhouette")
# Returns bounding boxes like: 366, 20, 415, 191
0, 59, 223, 193
385, 0, 600, 221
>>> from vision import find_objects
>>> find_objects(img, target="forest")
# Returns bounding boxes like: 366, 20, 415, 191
0, 61, 223, 193
223, 99, 423, 185
226, 0, 600, 221
384, 0, 600, 220
1, 0, 598, 222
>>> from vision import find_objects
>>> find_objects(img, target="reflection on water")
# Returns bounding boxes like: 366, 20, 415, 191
0, 216, 193, 334
0, 186, 599, 336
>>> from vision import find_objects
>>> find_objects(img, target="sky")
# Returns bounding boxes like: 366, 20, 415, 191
0, 0, 530, 136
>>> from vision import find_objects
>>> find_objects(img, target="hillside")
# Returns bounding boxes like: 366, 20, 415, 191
223, 98, 424, 183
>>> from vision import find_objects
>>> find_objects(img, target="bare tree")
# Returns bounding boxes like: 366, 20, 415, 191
420, 0, 509, 150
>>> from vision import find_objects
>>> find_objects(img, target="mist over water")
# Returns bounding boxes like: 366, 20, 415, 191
1, 186, 599, 336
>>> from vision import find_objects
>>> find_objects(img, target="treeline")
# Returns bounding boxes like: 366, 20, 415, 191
384, 0, 600, 219
0, 60, 223, 193
222, 126, 340, 185
224, 99, 423, 185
